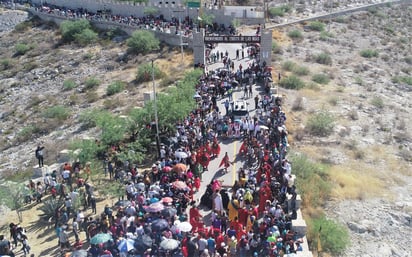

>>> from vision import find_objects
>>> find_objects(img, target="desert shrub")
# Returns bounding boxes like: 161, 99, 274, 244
306, 110, 335, 136
319, 31, 334, 41
354, 76, 364, 86
328, 96, 338, 106
308, 216, 350, 255
107, 81, 126, 96
392, 76, 412, 86
279, 75, 305, 90
63, 79, 77, 91
15, 43, 31, 56
282, 61, 296, 71
370, 96, 384, 109
23, 61, 38, 71
360, 49, 379, 58
136, 63, 163, 83
42, 105, 71, 121
60, 19, 93, 43
289, 153, 331, 207
308, 21, 325, 31
86, 91, 99, 103
16, 125, 41, 142
74, 28, 98, 46
314, 52, 332, 65
293, 65, 310, 76
272, 41, 282, 54
288, 29, 303, 39
14, 21, 32, 32
84, 77, 101, 89
127, 30, 160, 55
0, 58, 12, 70
269, 5, 291, 17
312, 73, 330, 84
292, 96, 305, 111
404, 56, 412, 65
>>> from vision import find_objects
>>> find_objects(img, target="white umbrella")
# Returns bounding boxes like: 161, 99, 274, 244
160, 238, 180, 250
117, 238, 135, 253
177, 221, 192, 232
260, 125, 269, 130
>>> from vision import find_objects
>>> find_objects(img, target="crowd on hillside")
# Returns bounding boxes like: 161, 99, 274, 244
33, 3, 237, 37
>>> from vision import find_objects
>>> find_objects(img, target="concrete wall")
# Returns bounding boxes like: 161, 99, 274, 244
29, 0, 264, 26
30, 9, 192, 47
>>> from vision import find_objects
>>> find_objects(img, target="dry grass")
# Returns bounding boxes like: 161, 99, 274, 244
329, 165, 384, 200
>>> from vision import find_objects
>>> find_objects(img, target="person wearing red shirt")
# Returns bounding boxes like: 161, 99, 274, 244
230, 217, 243, 234
237, 207, 248, 227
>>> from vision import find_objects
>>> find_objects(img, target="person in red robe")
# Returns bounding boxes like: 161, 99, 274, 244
194, 176, 201, 192
238, 207, 249, 227
258, 184, 271, 214
230, 217, 243, 234
239, 140, 248, 156
198, 149, 211, 170
189, 203, 202, 225
219, 152, 231, 173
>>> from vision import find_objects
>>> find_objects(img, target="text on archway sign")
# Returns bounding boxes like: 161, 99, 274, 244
204, 35, 261, 44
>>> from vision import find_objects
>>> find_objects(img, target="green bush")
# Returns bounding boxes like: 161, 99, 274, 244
279, 75, 305, 90
84, 77, 101, 89
308, 216, 350, 255
312, 73, 330, 84
370, 96, 384, 109
314, 52, 332, 65
127, 30, 160, 55
15, 43, 31, 56
272, 41, 282, 54
0, 58, 12, 70
319, 31, 334, 41
14, 21, 33, 32
282, 61, 296, 71
306, 110, 335, 136
42, 105, 71, 121
360, 49, 379, 58
107, 81, 126, 96
16, 125, 41, 142
60, 19, 92, 43
289, 153, 330, 207
74, 28, 98, 46
63, 79, 77, 91
288, 29, 303, 39
392, 76, 412, 86
293, 66, 310, 76
308, 21, 325, 31
269, 5, 291, 17
136, 63, 163, 83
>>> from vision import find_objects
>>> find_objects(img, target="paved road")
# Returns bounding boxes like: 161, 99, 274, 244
193, 42, 265, 217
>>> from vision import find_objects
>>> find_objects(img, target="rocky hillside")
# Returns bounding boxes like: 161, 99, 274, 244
0, 2, 411, 257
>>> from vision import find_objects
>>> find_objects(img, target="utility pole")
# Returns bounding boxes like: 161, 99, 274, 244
151, 60, 161, 159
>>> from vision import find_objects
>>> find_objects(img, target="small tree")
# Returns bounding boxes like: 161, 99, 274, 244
279, 75, 305, 90
107, 81, 126, 96
143, 7, 159, 16
74, 28, 98, 46
306, 110, 335, 136
60, 19, 92, 43
127, 31, 160, 55
15, 43, 31, 56
136, 63, 163, 83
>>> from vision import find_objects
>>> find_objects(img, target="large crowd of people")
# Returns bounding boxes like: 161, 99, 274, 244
0, 7, 303, 255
